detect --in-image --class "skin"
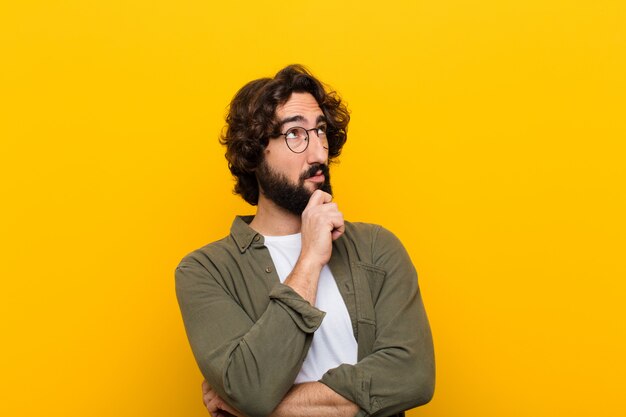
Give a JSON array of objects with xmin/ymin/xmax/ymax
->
[{"xmin": 203, "ymin": 93, "xmax": 358, "ymax": 417}]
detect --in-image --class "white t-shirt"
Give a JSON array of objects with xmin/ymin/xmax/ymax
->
[{"xmin": 263, "ymin": 233, "xmax": 358, "ymax": 383}]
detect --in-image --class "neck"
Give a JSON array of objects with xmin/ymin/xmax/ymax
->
[{"xmin": 249, "ymin": 195, "xmax": 302, "ymax": 236}]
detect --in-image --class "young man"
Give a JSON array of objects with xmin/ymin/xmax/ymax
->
[{"xmin": 175, "ymin": 65, "xmax": 435, "ymax": 417}]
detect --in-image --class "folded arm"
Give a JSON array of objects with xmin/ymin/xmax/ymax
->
[
  {"xmin": 176, "ymin": 256, "xmax": 325, "ymax": 417},
  {"xmin": 202, "ymin": 380, "xmax": 358, "ymax": 417}
]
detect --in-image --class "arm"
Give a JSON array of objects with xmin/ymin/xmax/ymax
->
[
  {"xmin": 202, "ymin": 381, "xmax": 358, "ymax": 417},
  {"xmin": 270, "ymin": 382, "xmax": 359, "ymax": 417},
  {"xmin": 319, "ymin": 226, "xmax": 436, "ymax": 417},
  {"xmin": 285, "ymin": 190, "xmax": 345, "ymax": 306},
  {"xmin": 176, "ymin": 259, "xmax": 323, "ymax": 417}
]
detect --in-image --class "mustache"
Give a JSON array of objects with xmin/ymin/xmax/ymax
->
[{"xmin": 300, "ymin": 164, "xmax": 330, "ymax": 181}]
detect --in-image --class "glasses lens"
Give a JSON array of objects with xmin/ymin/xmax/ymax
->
[
  {"xmin": 285, "ymin": 127, "xmax": 308, "ymax": 153},
  {"xmin": 316, "ymin": 127, "xmax": 329, "ymax": 149}
]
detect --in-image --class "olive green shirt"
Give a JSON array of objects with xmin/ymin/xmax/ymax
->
[{"xmin": 175, "ymin": 216, "xmax": 435, "ymax": 417}]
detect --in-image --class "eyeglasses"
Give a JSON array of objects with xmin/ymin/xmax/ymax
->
[{"xmin": 278, "ymin": 126, "xmax": 329, "ymax": 154}]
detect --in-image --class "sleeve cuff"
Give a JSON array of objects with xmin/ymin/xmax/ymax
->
[
  {"xmin": 269, "ymin": 283, "xmax": 326, "ymax": 333},
  {"xmin": 320, "ymin": 364, "xmax": 374, "ymax": 415}
]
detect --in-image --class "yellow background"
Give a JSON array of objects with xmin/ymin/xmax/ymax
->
[{"xmin": 2, "ymin": 0, "xmax": 625, "ymax": 416}]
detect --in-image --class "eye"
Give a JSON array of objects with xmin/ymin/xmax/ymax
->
[
  {"xmin": 285, "ymin": 129, "xmax": 299, "ymax": 139},
  {"xmin": 316, "ymin": 125, "xmax": 327, "ymax": 136}
]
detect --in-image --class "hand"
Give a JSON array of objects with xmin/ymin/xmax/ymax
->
[
  {"xmin": 299, "ymin": 189, "xmax": 345, "ymax": 268},
  {"xmin": 202, "ymin": 380, "xmax": 241, "ymax": 417}
]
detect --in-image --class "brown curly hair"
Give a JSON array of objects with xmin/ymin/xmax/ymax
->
[{"xmin": 219, "ymin": 64, "xmax": 350, "ymax": 205}]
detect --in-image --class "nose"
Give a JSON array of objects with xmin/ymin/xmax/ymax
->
[{"xmin": 306, "ymin": 131, "xmax": 328, "ymax": 164}]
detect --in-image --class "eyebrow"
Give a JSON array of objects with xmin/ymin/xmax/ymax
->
[{"xmin": 278, "ymin": 114, "xmax": 327, "ymax": 128}]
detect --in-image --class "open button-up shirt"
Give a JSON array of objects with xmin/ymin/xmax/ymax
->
[{"xmin": 175, "ymin": 216, "xmax": 435, "ymax": 417}]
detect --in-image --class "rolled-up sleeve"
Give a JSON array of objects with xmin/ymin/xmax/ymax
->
[
  {"xmin": 319, "ymin": 226, "xmax": 435, "ymax": 416},
  {"xmin": 175, "ymin": 256, "xmax": 325, "ymax": 417}
]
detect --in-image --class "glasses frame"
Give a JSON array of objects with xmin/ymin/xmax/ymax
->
[{"xmin": 278, "ymin": 126, "xmax": 329, "ymax": 154}]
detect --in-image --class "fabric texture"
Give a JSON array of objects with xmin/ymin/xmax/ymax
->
[{"xmin": 175, "ymin": 215, "xmax": 435, "ymax": 417}]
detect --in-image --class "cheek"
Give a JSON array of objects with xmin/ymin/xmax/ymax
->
[
  {"xmin": 286, "ymin": 161, "xmax": 308, "ymax": 183},
  {"xmin": 263, "ymin": 148, "xmax": 304, "ymax": 179},
  {"xmin": 262, "ymin": 147, "xmax": 281, "ymax": 168}
]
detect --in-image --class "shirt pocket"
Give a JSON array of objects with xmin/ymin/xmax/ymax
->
[{"xmin": 354, "ymin": 261, "xmax": 387, "ymax": 308}]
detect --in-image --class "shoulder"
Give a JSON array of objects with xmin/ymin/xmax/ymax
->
[
  {"xmin": 176, "ymin": 234, "xmax": 237, "ymax": 273},
  {"xmin": 343, "ymin": 220, "xmax": 381, "ymax": 242},
  {"xmin": 343, "ymin": 220, "xmax": 403, "ymax": 249},
  {"xmin": 345, "ymin": 221, "xmax": 414, "ymax": 269},
  {"xmin": 176, "ymin": 216, "xmax": 251, "ymax": 270},
  {"xmin": 339, "ymin": 221, "xmax": 409, "ymax": 267},
  {"xmin": 174, "ymin": 234, "xmax": 248, "ymax": 298}
]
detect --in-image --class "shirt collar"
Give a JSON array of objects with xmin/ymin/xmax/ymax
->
[{"xmin": 230, "ymin": 215, "xmax": 262, "ymax": 253}]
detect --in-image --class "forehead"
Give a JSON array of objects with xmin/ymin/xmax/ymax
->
[{"xmin": 275, "ymin": 92, "xmax": 323, "ymax": 122}]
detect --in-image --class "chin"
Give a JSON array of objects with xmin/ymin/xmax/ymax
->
[{"xmin": 305, "ymin": 182, "xmax": 322, "ymax": 192}]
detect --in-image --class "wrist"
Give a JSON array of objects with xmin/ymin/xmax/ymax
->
[
  {"xmin": 295, "ymin": 254, "xmax": 326, "ymax": 272},
  {"xmin": 282, "ymin": 256, "xmax": 324, "ymax": 305}
]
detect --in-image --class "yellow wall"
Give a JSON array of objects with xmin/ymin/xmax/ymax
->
[{"xmin": 2, "ymin": 1, "xmax": 625, "ymax": 416}]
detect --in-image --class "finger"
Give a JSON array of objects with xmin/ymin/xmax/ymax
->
[
  {"xmin": 306, "ymin": 189, "xmax": 332, "ymax": 208},
  {"xmin": 219, "ymin": 401, "xmax": 240, "ymax": 416},
  {"xmin": 202, "ymin": 380, "xmax": 210, "ymax": 394},
  {"xmin": 203, "ymin": 392, "xmax": 213, "ymax": 409},
  {"xmin": 204, "ymin": 392, "xmax": 214, "ymax": 409},
  {"xmin": 211, "ymin": 394, "xmax": 240, "ymax": 417},
  {"xmin": 203, "ymin": 387, "xmax": 217, "ymax": 408},
  {"xmin": 305, "ymin": 202, "xmax": 340, "ymax": 222},
  {"xmin": 331, "ymin": 223, "xmax": 345, "ymax": 240},
  {"xmin": 307, "ymin": 208, "xmax": 343, "ymax": 235},
  {"xmin": 206, "ymin": 396, "xmax": 219, "ymax": 414},
  {"xmin": 325, "ymin": 210, "xmax": 343, "ymax": 225},
  {"xmin": 317, "ymin": 202, "xmax": 338, "ymax": 212},
  {"xmin": 207, "ymin": 396, "xmax": 235, "ymax": 417},
  {"xmin": 330, "ymin": 212, "xmax": 345, "ymax": 238}
]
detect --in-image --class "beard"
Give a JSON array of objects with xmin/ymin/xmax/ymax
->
[{"xmin": 256, "ymin": 162, "xmax": 332, "ymax": 216}]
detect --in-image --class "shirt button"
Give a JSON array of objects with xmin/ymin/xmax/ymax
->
[
  {"xmin": 265, "ymin": 266, "xmax": 272, "ymax": 273},
  {"xmin": 253, "ymin": 235, "xmax": 260, "ymax": 242}
]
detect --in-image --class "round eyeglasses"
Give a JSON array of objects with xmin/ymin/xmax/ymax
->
[{"xmin": 278, "ymin": 126, "xmax": 329, "ymax": 153}]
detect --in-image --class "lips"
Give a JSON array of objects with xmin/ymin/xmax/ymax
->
[
  {"xmin": 307, "ymin": 172, "xmax": 325, "ymax": 182},
  {"xmin": 300, "ymin": 164, "xmax": 329, "ymax": 184}
]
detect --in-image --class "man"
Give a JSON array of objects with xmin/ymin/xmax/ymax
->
[{"xmin": 175, "ymin": 65, "xmax": 435, "ymax": 417}]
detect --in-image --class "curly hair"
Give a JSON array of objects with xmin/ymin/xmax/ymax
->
[{"xmin": 219, "ymin": 64, "xmax": 350, "ymax": 205}]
